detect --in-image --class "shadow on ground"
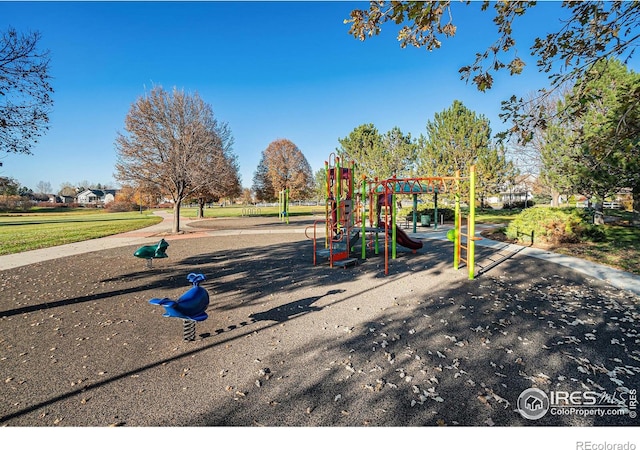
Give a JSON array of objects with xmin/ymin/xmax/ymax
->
[{"xmin": 0, "ymin": 233, "xmax": 638, "ymax": 426}]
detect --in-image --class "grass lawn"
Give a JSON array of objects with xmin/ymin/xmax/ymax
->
[
  {"xmin": 178, "ymin": 204, "xmax": 321, "ymax": 218},
  {"xmin": 474, "ymin": 208, "xmax": 522, "ymax": 224},
  {"xmin": 0, "ymin": 209, "xmax": 162, "ymax": 255},
  {"xmin": 551, "ymin": 224, "xmax": 640, "ymax": 275},
  {"xmin": 481, "ymin": 220, "xmax": 640, "ymax": 276},
  {"xmin": 1, "ymin": 205, "xmax": 638, "ymax": 276}
]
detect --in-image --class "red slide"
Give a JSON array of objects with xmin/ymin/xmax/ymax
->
[
  {"xmin": 378, "ymin": 221, "xmax": 423, "ymax": 250},
  {"xmin": 395, "ymin": 225, "xmax": 423, "ymax": 250}
]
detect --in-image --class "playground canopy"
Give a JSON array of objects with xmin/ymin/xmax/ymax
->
[{"xmin": 375, "ymin": 181, "xmax": 439, "ymax": 194}]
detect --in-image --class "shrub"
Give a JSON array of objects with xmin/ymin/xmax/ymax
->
[
  {"xmin": 506, "ymin": 207, "xmax": 605, "ymax": 245},
  {"xmin": 105, "ymin": 200, "xmax": 138, "ymax": 212},
  {"xmin": 0, "ymin": 195, "xmax": 31, "ymax": 212}
]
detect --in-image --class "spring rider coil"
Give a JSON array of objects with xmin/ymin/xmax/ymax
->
[
  {"xmin": 148, "ymin": 273, "xmax": 209, "ymax": 341},
  {"xmin": 134, "ymin": 238, "xmax": 169, "ymax": 268}
]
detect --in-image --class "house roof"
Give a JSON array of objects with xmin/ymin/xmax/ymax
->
[{"xmin": 78, "ymin": 189, "xmax": 117, "ymax": 197}]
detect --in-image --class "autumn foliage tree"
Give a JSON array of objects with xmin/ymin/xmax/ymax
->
[
  {"xmin": 115, "ymin": 86, "xmax": 239, "ymax": 232},
  {"xmin": 113, "ymin": 182, "xmax": 162, "ymax": 212},
  {"xmin": 252, "ymin": 139, "xmax": 313, "ymax": 202}
]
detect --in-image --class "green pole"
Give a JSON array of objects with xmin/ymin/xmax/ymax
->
[
  {"xmin": 324, "ymin": 161, "xmax": 329, "ymax": 248},
  {"xmin": 412, "ymin": 194, "xmax": 417, "ymax": 233},
  {"xmin": 468, "ymin": 166, "xmax": 476, "ymax": 280},
  {"xmin": 454, "ymin": 186, "xmax": 460, "ymax": 271},
  {"xmin": 285, "ymin": 188, "xmax": 289, "ymax": 225},
  {"xmin": 434, "ymin": 190, "xmax": 438, "ymax": 230}
]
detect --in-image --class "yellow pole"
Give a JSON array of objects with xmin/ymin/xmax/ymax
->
[
  {"xmin": 468, "ymin": 165, "xmax": 476, "ymax": 280},
  {"xmin": 454, "ymin": 170, "xmax": 460, "ymax": 271},
  {"xmin": 324, "ymin": 161, "xmax": 329, "ymax": 248}
]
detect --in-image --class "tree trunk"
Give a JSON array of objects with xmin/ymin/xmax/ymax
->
[
  {"xmin": 551, "ymin": 190, "xmax": 560, "ymax": 207},
  {"xmin": 197, "ymin": 198, "xmax": 205, "ymax": 219},
  {"xmin": 593, "ymin": 193, "xmax": 605, "ymax": 226},
  {"xmin": 173, "ymin": 199, "xmax": 181, "ymax": 233},
  {"xmin": 633, "ymin": 183, "xmax": 640, "ymax": 227},
  {"xmin": 593, "ymin": 205, "xmax": 605, "ymax": 225}
]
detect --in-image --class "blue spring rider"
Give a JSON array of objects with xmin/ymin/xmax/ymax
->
[{"xmin": 149, "ymin": 273, "xmax": 210, "ymax": 322}]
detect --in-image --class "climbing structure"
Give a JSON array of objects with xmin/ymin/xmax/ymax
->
[
  {"xmin": 305, "ymin": 154, "xmax": 360, "ymax": 267},
  {"xmin": 306, "ymin": 152, "xmax": 478, "ymax": 279},
  {"xmin": 371, "ymin": 168, "xmax": 478, "ymax": 279}
]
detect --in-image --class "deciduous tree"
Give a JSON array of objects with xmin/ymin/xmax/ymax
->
[
  {"xmin": 252, "ymin": 155, "xmax": 274, "ymax": 202},
  {"xmin": 542, "ymin": 59, "xmax": 640, "ymax": 224},
  {"xmin": 475, "ymin": 146, "xmax": 515, "ymax": 209},
  {"xmin": 241, "ymin": 188, "xmax": 253, "ymax": 205},
  {"xmin": 345, "ymin": 2, "xmax": 640, "ymax": 143},
  {"xmin": 58, "ymin": 182, "xmax": 77, "ymax": 198},
  {"xmin": 190, "ymin": 121, "xmax": 241, "ymax": 218},
  {"xmin": 252, "ymin": 139, "xmax": 313, "ymax": 201},
  {"xmin": 115, "ymin": 86, "xmax": 235, "ymax": 232},
  {"xmin": 35, "ymin": 180, "xmax": 51, "ymax": 194},
  {"xmin": 0, "ymin": 27, "xmax": 54, "ymax": 154},
  {"xmin": 313, "ymin": 167, "xmax": 327, "ymax": 202}
]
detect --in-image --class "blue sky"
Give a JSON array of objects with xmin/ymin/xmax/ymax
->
[{"xmin": 0, "ymin": 1, "xmax": 616, "ymax": 192}]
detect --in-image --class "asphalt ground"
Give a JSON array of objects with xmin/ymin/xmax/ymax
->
[{"xmin": 0, "ymin": 213, "xmax": 638, "ymax": 433}]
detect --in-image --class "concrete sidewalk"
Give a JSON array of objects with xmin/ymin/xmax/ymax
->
[
  {"xmin": 0, "ymin": 212, "xmax": 311, "ymax": 271},
  {"xmin": 415, "ymin": 225, "xmax": 640, "ymax": 297},
  {"xmin": 1, "ymin": 213, "xmax": 639, "ymax": 297}
]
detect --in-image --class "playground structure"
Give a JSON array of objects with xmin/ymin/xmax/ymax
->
[
  {"xmin": 134, "ymin": 238, "xmax": 169, "ymax": 268},
  {"xmin": 278, "ymin": 188, "xmax": 289, "ymax": 224},
  {"xmin": 306, "ymin": 155, "xmax": 359, "ymax": 268},
  {"xmin": 148, "ymin": 273, "xmax": 210, "ymax": 341},
  {"xmin": 306, "ymin": 153, "xmax": 478, "ymax": 279}
]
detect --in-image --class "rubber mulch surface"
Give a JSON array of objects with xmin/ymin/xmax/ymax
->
[{"xmin": 1, "ymin": 228, "xmax": 639, "ymax": 427}]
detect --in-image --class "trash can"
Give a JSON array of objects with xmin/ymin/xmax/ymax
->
[{"xmin": 420, "ymin": 214, "xmax": 431, "ymax": 227}]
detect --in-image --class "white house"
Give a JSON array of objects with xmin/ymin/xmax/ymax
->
[
  {"xmin": 76, "ymin": 189, "xmax": 117, "ymax": 205},
  {"xmin": 498, "ymin": 174, "xmax": 536, "ymax": 206}
]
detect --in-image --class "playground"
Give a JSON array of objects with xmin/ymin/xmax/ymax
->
[{"xmin": 0, "ymin": 209, "xmax": 639, "ymax": 427}]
